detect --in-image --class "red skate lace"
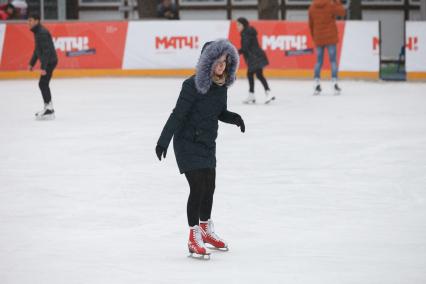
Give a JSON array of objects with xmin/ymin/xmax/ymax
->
[{"xmin": 192, "ymin": 226, "xmax": 206, "ymax": 248}]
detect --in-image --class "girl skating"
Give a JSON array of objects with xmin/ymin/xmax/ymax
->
[
  {"xmin": 156, "ymin": 39, "xmax": 245, "ymax": 259},
  {"xmin": 237, "ymin": 17, "xmax": 275, "ymax": 104}
]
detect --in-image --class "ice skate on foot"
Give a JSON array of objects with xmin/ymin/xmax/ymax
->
[
  {"xmin": 35, "ymin": 102, "xmax": 48, "ymax": 117},
  {"xmin": 313, "ymin": 84, "xmax": 322, "ymax": 96},
  {"xmin": 243, "ymin": 92, "xmax": 256, "ymax": 104},
  {"xmin": 333, "ymin": 83, "xmax": 342, "ymax": 96},
  {"xmin": 187, "ymin": 225, "xmax": 210, "ymax": 259},
  {"xmin": 200, "ymin": 220, "xmax": 228, "ymax": 251},
  {"xmin": 264, "ymin": 90, "xmax": 275, "ymax": 104},
  {"xmin": 35, "ymin": 102, "xmax": 55, "ymax": 120},
  {"xmin": 35, "ymin": 109, "xmax": 55, "ymax": 120}
]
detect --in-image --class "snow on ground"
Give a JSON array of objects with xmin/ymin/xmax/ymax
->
[{"xmin": 0, "ymin": 77, "xmax": 425, "ymax": 284}]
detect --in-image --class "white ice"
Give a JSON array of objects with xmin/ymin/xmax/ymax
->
[{"xmin": 0, "ymin": 77, "xmax": 426, "ymax": 284}]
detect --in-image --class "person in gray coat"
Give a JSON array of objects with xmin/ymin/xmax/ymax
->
[
  {"xmin": 237, "ymin": 17, "xmax": 275, "ymax": 104},
  {"xmin": 28, "ymin": 13, "xmax": 58, "ymax": 120},
  {"xmin": 156, "ymin": 39, "xmax": 244, "ymax": 257}
]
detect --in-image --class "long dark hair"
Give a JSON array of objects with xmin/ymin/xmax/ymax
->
[{"xmin": 237, "ymin": 17, "xmax": 249, "ymax": 29}]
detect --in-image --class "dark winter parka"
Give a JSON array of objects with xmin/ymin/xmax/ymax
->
[
  {"xmin": 157, "ymin": 39, "xmax": 240, "ymax": 174},
  {"xmin": 29, "ymin": 24, "xmax": 58, "ymax": 70},
  {"xmin": 239, "ymin": 26, "xmax": 268, "ymax": 72}
]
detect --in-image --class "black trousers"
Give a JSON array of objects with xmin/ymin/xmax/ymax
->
[
  {"xmin": 247, "ymin": 68, "xmax": 270, "ymax": 93},
  {"xmin": 184, "ymin": 168, "xmax": 216, "ymax": 227},
  {"xmin": 39, "ymin": 61, "xmax": 57, "ymax": 104}
]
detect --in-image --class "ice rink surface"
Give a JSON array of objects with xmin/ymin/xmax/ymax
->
[{"xmin": 1, "ymin": 77, "xmax": 426, "ymax": 284}]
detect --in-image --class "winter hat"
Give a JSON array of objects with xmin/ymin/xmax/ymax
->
[{"xmin": 195, "ymin": 39, "xmax": 239, "ymax": 94}]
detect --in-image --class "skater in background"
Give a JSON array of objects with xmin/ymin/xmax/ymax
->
[
  {"xmin": 157, "ymin": 0, "xmax": 179, "ymax": 20},
  {"xmin": 308, "ymin": 0, "xmax": 345, "ymax": 95},
  {"xmin": 236, "ymin": 17, "xmax": 275, "ymax": 104},
  {"xmin": 156, "ymin": 39, "xmax": 245, "ymax": 258},
  {"xmin": 28, "ymin": 13, "xmax": 58, "ymax": 120}
]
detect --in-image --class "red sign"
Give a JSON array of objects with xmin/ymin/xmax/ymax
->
[
  {"xmin": 0, "ymin": 22, "xmax": 128, "ymax": 70},
  {"xmin": 373, "ymin": 36, "xmax": 380, "ymax": 51},
  {"xmin": 406, "ymin": 37, "xmax": 418, "ymax": 51},
  {"xmin": 228, "ymin": 21, "xmax": 345, "ymax": 70},
  {"xmin": 155, "ymin": 36, "xmax": 199, "ymax": 50}
]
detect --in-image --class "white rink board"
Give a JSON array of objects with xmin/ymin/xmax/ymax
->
[
  {"xmin": 122, "ymin": 21, "xmax": 230, "ymax": 69},
  {"xmin": 406, "ymin": 21, "xmax": 426, "ymax": 72},
  {"xmin": 339, "ymin": 21, "xmax": 380, "ymax": 72},
  {"xmin": 0, "ymin": 24, "xmax": 6, "ymax": 66}
]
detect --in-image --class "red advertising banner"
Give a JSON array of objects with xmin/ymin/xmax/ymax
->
[
  {"xmin": 228, "ymin": 21, "xmax": 345, "ymax": 70},
  {"xmin": 0, "ymin": 22, "xmax": 128, "ymax": 70},
  {"xmin": 0, "ymin": 20, "xmax": 379, "ymax": 80}
]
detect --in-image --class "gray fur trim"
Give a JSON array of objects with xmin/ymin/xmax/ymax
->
[{"xmin": 195, "ymin": 39, "xmax": 239, "ymax": 94}]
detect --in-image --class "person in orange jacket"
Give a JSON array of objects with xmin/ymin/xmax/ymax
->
[{"xmin": 309, "ymin": 0, "xmax": 345, "ymax": 95}]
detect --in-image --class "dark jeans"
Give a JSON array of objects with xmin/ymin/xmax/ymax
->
[
  {"xmin": 247, "ymin": 68, "xmax": 270, "ymax": 93},
  {"xmin": 184, "ymin": 168, "xmax": 216, "ymax": 227},
  {"xmin": 39, "ymin": 61, "xmax": 57, "ymax": 104},
  {"xmin": 314, "ymin": 45, "xmax": 338, "ymax": 80}
]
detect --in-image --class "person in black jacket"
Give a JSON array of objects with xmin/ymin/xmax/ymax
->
[
  {"xmin": 28, "ymin": 14, "xmax": 58, "ymax": 120},
  {"xmin": 157, "ymin": 0, "xmax": 179, "ymax": 20},
  {"xmin": 237, "ymin": 17, "xmax": 275, "ymax": 104},
  {"xmin": 156, "ymin": 39, "xmax": 244, "ymax": 258}
]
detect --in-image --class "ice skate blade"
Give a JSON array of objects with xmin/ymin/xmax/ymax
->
[
  {"xmin": 207, "ymin": 246, "xmax": 229, "ymax": 252},
  {"xmin": 265, "ymin": 96, "xmax": 276, "ymax": 104},
  {"xmin": 35, "ymin": 114, "xmax": 55, "ymax": 121},
  {"xmin": 188, "ymin": 252, "xmax": 211, "ymax": 260},
  {"xmin": 243, "ymin": 100, "xmax": 256, "ymax": 104}
]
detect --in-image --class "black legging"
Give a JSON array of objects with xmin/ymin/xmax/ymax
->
[
  {"xmin": 39, "ymin": 61, "xmax": 57, "ymax": 104},
  {"xmin": 184, "ymin": 168, "xmax": 216, "ymax": 227},
  {"xmin": 247, "ymin": 68, "xmax": 270, "ymax": 93}
]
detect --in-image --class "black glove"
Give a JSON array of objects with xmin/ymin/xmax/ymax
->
[
  {"xmin": 155, "ymin": 145, "xmax": 167, "ymax": 161},
  {"xmin": 234, "ymin": 114, "xmax": 245, "ymax": 133}
]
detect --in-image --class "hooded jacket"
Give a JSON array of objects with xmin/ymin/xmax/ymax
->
[
  {"xmin": 157, "ymin": 39, "xmax": 240, "ymax": 174},
  {"xmin": 308, "ymin": 0, "xmax": 345, "ymax": 46},
  {"xmin": 29, "ymin": 24, "xmax": 58, "ymax": 70},
  {"xmin": 239, "ymin": 26, "xmax": 268, "ymax": 72}
]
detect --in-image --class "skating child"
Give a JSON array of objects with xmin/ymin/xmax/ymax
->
[
  {"xmin": 236, "ymin": 17, "xmax": 275, "ymax": 104},
  {"xmin": 156, "ymin": 39, "xmax": 245, "ymax": 259}
]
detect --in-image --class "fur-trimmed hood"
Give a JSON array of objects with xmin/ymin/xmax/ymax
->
[{"xmin": 195, "ymin": 39, "xmax": 239, "ymax": 94}]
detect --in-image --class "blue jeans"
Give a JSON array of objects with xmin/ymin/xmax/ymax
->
[{"xmin": 314, "ymin": 44, "xmax": 338, "ymax": 80}]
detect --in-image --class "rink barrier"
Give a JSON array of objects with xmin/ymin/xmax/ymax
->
[
  {"xmin": 406, "ymin": 72, "xmax": 426, "ymax": 80},
  {"xmin": 405, "ymin": 22, "xmax": 426, "ymax": 81},
  {"xmin": 0, "ymin": 69, "xmax": 379, "ymax": 80},
  {"xmin": 0, "ymin": 69, "xmax": 195, "ymax": 79},
  {"xmin": 0, "ymin": 20, "xmax": 381, "ymax": 80}
]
